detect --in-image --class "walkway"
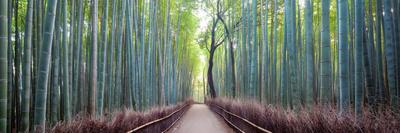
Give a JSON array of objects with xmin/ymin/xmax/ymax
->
[{"xmin": 167, "ymin": 104, "xmax": 234, "ymax": 133}]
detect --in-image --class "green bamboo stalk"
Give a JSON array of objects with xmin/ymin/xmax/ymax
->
[
  {"xmin": 61, "ymin": 0, "xmax": 70, "ymax": 120},
  {"xmin": 132, "ymin": 0, "xmax": 140, "ymax": 110},
  {"xmin": 375, "ymin": 0, "xmax": 384, "ymax": 106},
  {"xmin": 115, "ymin": 0, "xmax": 126, "ymax": 108},
  {"xmin": 13, "ymin": 0, "xmax": 22, "ymax": 130},
  {"xmin": 287, "ymin": 0, "xmax": 298, "ymax": 108},
  {"xmin": 88, "ymin": 0, "xmax": 98, "ymax": 116},
  {"xmin": 97, "ymin": 0, "xmax": 108, "ymax": 116},
  {"xmin": 172, "ymin": 3, "xmax": 182, "ymax": 104},
  {"xmin": 320, "ymin": 0, "xmax": 332, "ymax": 105},
  {"xmin": 74, "ymin": 0, "xmax": 83, "ymax": 113},
  {"xmin": 281, "ymin": 9, "xmax": 288, "ymax": 107},
  {"xmin": 50, "ymin": 0, "xmax": 62, "ymax": 124},
  {"xmin": 33, "ymin": 0, "xmax": 58, "ymax": 131},
  {"xmin": 383, "ymin": 0, "xmax": 398, "ymax": 110},
  {"xmin": 68, "ymin": 0, "xmax": 75, "ymax": 116},
  {"xmin": 0, "ymin": 0, "xmax": 8, "ymax": 131},
  {"xmin": 261, "ymin": 0, "xmax": 269, "ymax": 103},
  {"xmin": 365, "ymin": 0, "xmax": 375, "ymax": 109},
  {"xmin": 34, "ymin": 2, "xmax": 44, "ymax": 119},
  {"xmin": 304, "ymin": 0, "xmax": 313, "ymax": 107},
  {"xmin": 125, "ymin": 0, "xmax": 134, "ymax": 107},
  {"xmin": 7, "ymin": 0, "xmax": 13, "ymax": 131},
  {"xmin": 146, "ymin": 0, "xmax": 153, "ymax": 106},
  {"xmin": 338, "ymin": 0, "xmax": 350, "ymax": 113},
  {"xmin": 107, "ymin": 0, "xmax": 117, "ymax": 111},
  {"xmin": 271, "ymin": 0, "xmax": 278, "ymax": 104},
  {"xmin": 21, "ymin": 0, "xmax": 33, "ymax": 131},
  {"xmin": 354, "ymin": 0, "xmax": 363, "ymax": 117},
  {"xmin": 240, "ymin": 0, "xmax": 246, "ymax": 98}
]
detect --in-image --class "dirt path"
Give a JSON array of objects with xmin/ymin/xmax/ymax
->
[{"xmin": 167, "ymin": 104, "xmax": 235, "ymax": 133}]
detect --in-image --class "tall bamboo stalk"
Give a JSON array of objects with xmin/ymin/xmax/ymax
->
[
  {"xmin": 97, "ymin": 0, "xmax": 108, "ymax": 116},
  {"xmin": 61, "ymin": 0, "xmax": 70, "ymax": 120},
  {"xmin": 33, "ymin": 0, "xmax": 58, "ymax": 131},
  {"xmin": 21, "ymin": 0, "xmax": 33, "ymax": 131},
  {"xmin": 304, "ymin": 0, "xmax": 313, "ymax": 107},
  {"xmin": 88, "ymin": 0, "xmax": 98, "ymax": 116},
  {"xmin": 338, "ymin": 0, "xmax": 350, "ymax": 113},
  {"xmin": 0, "ymin": 0, "xmax": 8, "ymax": 132}
]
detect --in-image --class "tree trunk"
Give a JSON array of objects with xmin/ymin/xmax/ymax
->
[
  {"xmin": 50, "ymin": 0, "xmax": 61, "ymax": 123},
  {"xmin": 338, "ymin": 0, "xmax": 350, "ymax": 113},
  {"xmin": 320, "ymin": 0, "xmax": 332, "ymax": 105},
  {"xmin": 383, "ymin": 0, "xmax": 398, "ymax": 109},
  {"xmin": 305, "ymin": 0, "xmax": 313, "ymax": 107},
  {"xmin": 0, "ymin": 0, "xmax": 8, "ymax": 131},
  {"xmin": 354, "ymin": 0, "xmax": 363, "ymax": 117},
  {"xmin": 208, "ymin": 50, "xmax": 217, "ymax": 98},
  {"xmin": 21, "ymin": 0, "xmax": 33, "ymax": 131},
  {"xmin": 97, "ymin": 0, "xmax": 108, "ymax": 116},
  {"xmin": 34, "ymin": 0, "xmax": 58, "ymax": 131},
  {"xmin": 88, "ymin": 0, "xmax": 98, "ymax": 116},
  {"xmin": 375, "ymin": 0, "xmax": 385, "ymax": 107}
]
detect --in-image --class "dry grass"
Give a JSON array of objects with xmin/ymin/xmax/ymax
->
[
  {"xmin": 51, "ymin": 99, "xmax": 193, "ymax": 133},
  {"xmin": 206, "ymin": 97, "xmax": 400, "ymax": 133}
]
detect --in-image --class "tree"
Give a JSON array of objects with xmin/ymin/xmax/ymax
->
[
  {"xmin": 304, "ymin": 0, "xmax": 313, "ymax": 106},
  {"xmin": 287, "ymin": 0, "xmax": 298, "ymax": 108},
  {"xmin": 205, "ymin": 1, "xmax": 221, "ymax": 98},
  {"xmin": 240, "ymin": 0, "xmax": 247, "ymax": 97},
  {"xmin": 0, "ymin": 0, "xmax": 8, "ymax": 131},
  {"xmin": 374, "ymin": 0, "xmax": 384, "ymax": 106},
  {"xmin": 73, "ymin": 0, "xmax": 84, "ymax": 113},
  {"xmin": 107, "ymin": 0, "xmax": 117, "ymax": 111},
  {"xmin": 383, "ymin": 0, "xmax": 398, "ymax": 109},
  {"xmin": 271, "ymin": 0, "xmax": 278, "ymax": 104},
  {"xmin": 33, "ymin": 0, "xmax": 58, "ymax": 131},
  {"xmin": 6, "ymin": 2, "xmax": 11, "ymax": 132},
  {"xmin": 88, "ymin": 0, "xmax": 98, "ymax": 116},
  {"xmin": 6, "ymin": 0, "xmax": 12, "ymax": 130},
  {"xmin": 97, "ymin": 0, "xmax": 108, "ymax": 116},
  {"xmin": 115, "ymin": 0, "xmax": 126, "ymax": 107},
  {"xmin": 21, "ymin": 0, "xmax": 33, "ymax": 131},
  {"xmin": 354, "ymin": 0, "xmax": 364, "ymax": 117},
  {"xmin": 61, "ymin": 0, "xmax": 71, "ymax": 120},
  {"xmin": 320, "ymin": 0, "xmax": 332, "ymax": 105},
  {"xmin": 364, "ymin": 0, "xmax": 375, "ymax": 109},
  {"xmin": 261, "ymin": 0, "xmax": 269, "ymax": 103},
  {"xmin": 249, "ymin": 0, "xmax": 258, "ymax": 99},
  {"xmin": 12, "ymin": 0, "xmax": 21, "ymax": 130},
  {"xmin": 206, "ymin": 0, "xmax": 238, "ymax": 98},
  {"xmin": 50, "ymin": 0, "xmax": 62, "ymax": 124},
  {"xmin": 280, "ymin": 8, "xmax": 288, "ymax": 107},
  {"xmin": 68, "ymin": 0, "xmax": 75, "ymax": 104},
  {"xmin": 338, "ymin": 0, "xmax": 350, "ymax": 113}
]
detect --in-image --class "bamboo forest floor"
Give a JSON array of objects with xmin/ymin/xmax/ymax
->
[{"xmin": 167, "ymin": 104, "xmax": 235, "ymax": 133}]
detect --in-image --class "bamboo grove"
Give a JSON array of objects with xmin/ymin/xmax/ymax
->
[
  {"xmin": 201, "ymin": 0, "xmax": 399, "ymax": 118},
  {"xmin": 0, "ymin": 0, "xmax": 199, "ymax": 132},
  {"xmin": 1, "ymin": 0, "xmax": 400, "ymax": 132}
]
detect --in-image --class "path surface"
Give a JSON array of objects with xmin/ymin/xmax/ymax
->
[{"xmin": 168, "ymin": 104, "xmax": 234, "ymax": 133}]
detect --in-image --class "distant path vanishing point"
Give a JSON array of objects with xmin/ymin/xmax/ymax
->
[{"xmin": 167, "ymin": 104, "xmax": 235, "ymax": 133}]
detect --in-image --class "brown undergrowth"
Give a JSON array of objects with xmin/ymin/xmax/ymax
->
[
  {"xmin": 51, "ymin": 99, "xmax": 193, "ymax": 133},
  {"xmin": 206, "ymin": 97, "xmax": 400, "ymax": 133}
]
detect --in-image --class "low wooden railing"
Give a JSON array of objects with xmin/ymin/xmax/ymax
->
[
  {"xmin": 210, "ymin": 104, "xmax": 272, "ymax": 133},
  {"xmin": 126, "ymin": 103, "xmax": 191, "ymax": 133}
]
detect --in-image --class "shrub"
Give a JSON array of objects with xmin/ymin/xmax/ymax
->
[
  {"xmin": 51, "ymin": 99, "xmax": 193, "ymax": 133},
  {"xmin": 206, "ymin": 97, "xmax": 400, "ymax": 133}
]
